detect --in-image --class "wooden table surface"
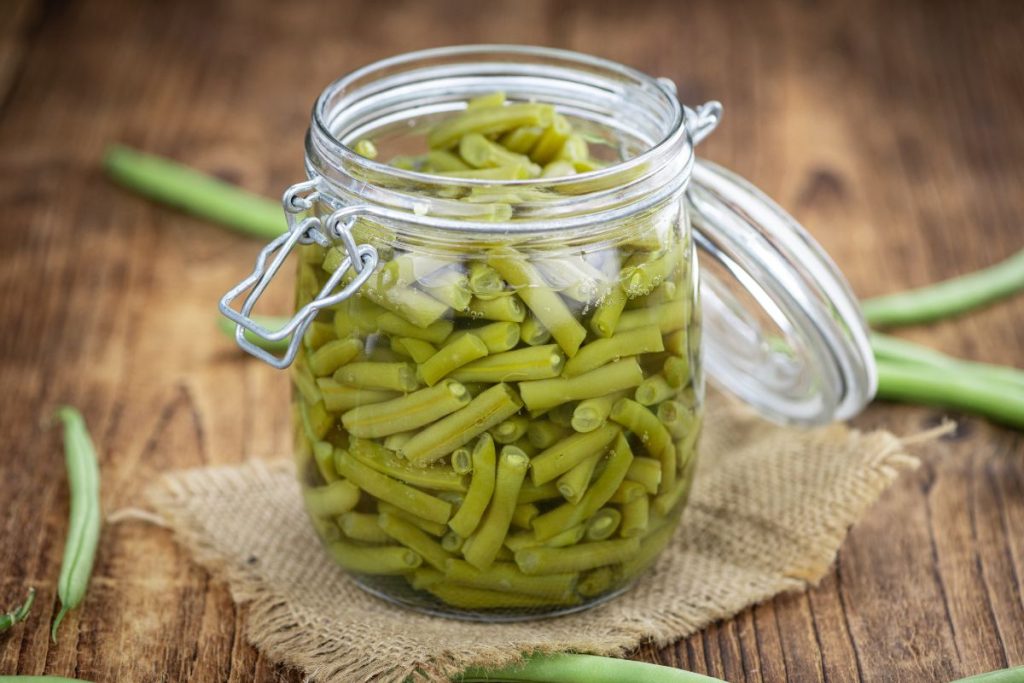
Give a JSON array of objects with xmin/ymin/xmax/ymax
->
[{"xmin": 2, "ymin": 0, "xmax": 1022, "ymax": 680}]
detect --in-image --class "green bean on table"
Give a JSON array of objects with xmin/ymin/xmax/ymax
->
[
  {"xmin": 0, "ymin": 588, "xmax": 35, "ymax": 633},
  {"xmin": 51, "ymin": 407, "xmax": 102, "ymax": 643}
]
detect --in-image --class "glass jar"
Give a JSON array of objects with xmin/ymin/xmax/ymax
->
[{"xmin": 220, "ymin": 46, "xmax": 875, "ymax": 621}]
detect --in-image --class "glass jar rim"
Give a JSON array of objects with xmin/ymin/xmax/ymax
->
[{"xmin": 305, "ymin": 45, "xmax": 695, "ymax": 232}]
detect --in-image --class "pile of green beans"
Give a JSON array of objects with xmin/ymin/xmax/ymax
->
[{"xmin": 293, "ymin": 93, "xmax": 702, "ymax": 614}]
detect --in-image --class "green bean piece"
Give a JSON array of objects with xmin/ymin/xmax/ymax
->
[
  {"xmin": 291, "ymin": 361, "xmax": 322, "ymax": 405},
  {"xmin": 358, "ymin": 270, "xmax": 450, "ymax": 329},
  {"xmin": 426, "ymin": 583, "xmax": 579, "ymax": 609},
  {"xmin": 505, "ymin": 523, "xmax": 586, "ymax": 553},
  {"xmin": 425, "ymin": 149, "xmax": 471, "ymax": 172},
  {"xmin": 303, "ymin": 480, "xmax": 361, "ymax": 518},
  {"xmin": 590, "ymin": 286, "xmax": 627, "ymax": 338},
  {"xmin": 530, "ymin": 423, "xmax": 619, "ymax": 485},
  {"xmin": 491, "ymin": 415, "xmax": 529, "ymax": 444},
  {"xmin": 444, "ymin": 559, "xmax": 577, "ymax": 598},
  {"xmin": 375, "ymin": 501, "xmax": 448, "ymax": 537},
  {"xmin": 346, "ymin": 438, "xmax": 467, "ymax": 492},
  {"xmin": 339, "ymin": 512, "xmax": 390, "ymax": 544},
  {"xmin": 620, "ymin": 494, "xmax": 650, "ymax": 538},
  {"xmin": 618, "ymin": 518, "xmax": 677, "ymax": 579},
  {"xmin": 548, "ymin": 401, "xmax": 577, "ymax": 428},
  {"xmin": 366, "ymin": 346, "xmax": 405, "ymax": 363},
  {"xmin": 556, "ymin": 452, "xmax": 602, "ymax": 504},
  {"xmin": 610, "ymin": 398, "xmax": 675, "ymax": 493},
  {"xmin": 341, "ymin": 380, "xmax": 470, "ymax": 438},
  {"xmin": 410, "ymin": 567, "xmax": 445, "ymax": 590},
  {"xmin": 464, "ymin": 293, "xmax": 526, "ymax": 322},
  {"xmin": 625, "ymin": 457, "xmax": 663, "ymax": 495},
  {"xmin": 564, "ymin": 325, "xmax": 664, "ymax": 377},
  {"xmin": 333, "ymin": 296, "xmax": 384, "ymax": 337},
  {"xmin": 488, "ymin": 250, "xmax": 587, "ymax": 357},
  {"xmin": 378, "ymin": 512, "xmax": 452, "ymax": 570},
  {"xmin": 51, "ymin": 408, "xmax": 101, "ymax": 643},
  {"xmin": 334, "ymin": 361, "xmax": 420, "ymax": 392},
  {"xmin": 400, "ymin": 382, "xmax": 522, "ymax": 464},
  {"xmin": 620, "ymin": 247, "xmax": 680, "ymax": 298},
  {"xmin": 312, "ymin": 440, "xmax": 339, "ymax": 483},
  {"xmin": 615, "ymin": 301, "xmax": 689, "ymax": 334},
  {"xmin": 467, "ymin": 262, "xmax": 506, "ymax": 300},
  {"xmin": 467, "ymin": 91, "xmax": 507, "ymax": 109},
  {"xmin": 428, "ymin": 103, "xmax": 555, "ymax": 149},
  {"xmin": 327, "ymin": 540, "xmax": 422, "ymax": 575},
  {"xmin": 519, "ymin": 357, "xmax": 644, "ymax": 412},
  {"xmin": 663, "ymin": 355, "xmax": 691, "ymax": 389},
  {"xmin": 421, "ymin": 269, "xmax": 473, "ymax": 311},
  {"xmin": 451, "ymin": 447, "xmax": 474, "ymax": 475},
  {"xmin": 626, "ymin": 280, "xmax": 680, "ymax": 309},
  {"xmin": 585, "ymin": 508, "xmax": 622, "ymax": 541},
  {"xmin": 448, "ymin": 435, "xmax": 498, "ymax": 538},
  {"xmin": 419, "ymin": 334, "xmax": 489, "ymax": 386},
  {"xmin": 663, "ymin": 329, "xmax": 687, "ymax": 356},
  {"xmin": 635, "ymin": 374, "xmax": 676, "ymax": 406},
  {"xmin": 460, "ymin": 133, "xmax": 542, "ymax": 176},
  {"xmin": 308, "ymin": 338, "xmax": 364, "ymax": 376},
  {"xmin": 571, "ymin": 390, "xmax": 630, "ymax": 433},
  {"xmin": 530, "ymin": 113, "xmax": 573, "ymax": 164},
  {"xmin": 511, "ymin": 503, "xmax": 540, "ymax": 530},
  {"xmin": 516, "ymin": 537, "xmax": 640, "ymax": 575},
  {"xmin": 0, "ymin": 587, "xmax": 36, "ymax": 633},
  {"xmin": 520, "ymin": 313, "xmax": 552, "ymax": 346},
  {"xmin": 463, "ymin": 446, "xmax": 530, "ymax": 570},
  {"xmin": 654, "ymin": 475, "xmax": 693, "ymax": 516},
  {"xmin": 608, "ymin": 480, "xmax": 647, "ymax": 505},
  {"xmin": 441, "ymin": 530, "xmax": 465, "ymax": 553},
  {"xmin": 494, "ymin": 126, "xmax": 542, "ymax": 155},
  {"xmin": 517, "ymin": 480, "xmax": 562, "ymax": 504},
  {"xmin": 334, "ymin": 451, "xmax": 452, "ymax": 524},
  {"xmin": 450, "ymin": 344, "xmax": 565, "ymax": 383},
  {"xmin": 577, "ymin": 567, "xmax": 615, "ymax": 597},
  {"xmin": 513, "ymin": 436, "xmax": 538, "ymax": 457},
  {"xmin": 315, "ymin": 379, "xmax": 399, "ymax": 413},
  {"xmin": 396, "ymin": 338, "xmax": 438, "ymax": 365},
  {"xmin": 352, "ymin": 138, "xmax": 378, "ymax": 159},
  {"xmin": 456, "ymin": 321, "xmax": 521, "ymax": 353},
  {"xmin": 527, "ymin": 419, "xmax": 570, "ymax": 449},
  {"xmin": 657, "ymin": 400, "xmax": 697, "ymax": 440},
  {"xmin": 541, "ymin": 160, "xmax": 576, "ymax": 178},
  {"xmin": 303, "ymin": 320, "xmax": 336, "ymax": 350},
  {"xmin": 375, "ymin": 311, "xmax": 453, "ymax": 344},
  {"xmin": 557, "ymin": 133, "xmax": 592, "ymax": 171},
  {"xmin": 531, "ymin": 432, "xmax": 634, "ymax": 541}
]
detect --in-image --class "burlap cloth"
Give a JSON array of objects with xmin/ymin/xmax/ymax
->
[{"xmin": 145, "ymin": 395, "xmax": 927, "ymax": 682}]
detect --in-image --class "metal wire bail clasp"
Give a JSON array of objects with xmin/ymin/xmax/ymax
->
[{"xmin": 218, "ymin": 179, "xmax": 379, "ymax": 369}]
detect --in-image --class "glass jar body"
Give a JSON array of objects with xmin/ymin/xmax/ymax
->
[{"xmin": 291, "ymin": 192, "xmax": 703, "ymax": 620}]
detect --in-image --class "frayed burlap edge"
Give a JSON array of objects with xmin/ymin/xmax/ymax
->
[{"xmin": 144, "ymin": 410, "xmax": 940, "ymax": 683}]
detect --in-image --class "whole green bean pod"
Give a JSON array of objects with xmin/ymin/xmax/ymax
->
[{"xmin": 52, "ymin": 407, "xmax": 102, "ymax": 642}]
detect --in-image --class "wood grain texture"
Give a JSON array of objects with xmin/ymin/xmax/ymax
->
[{"xmin": 1, "ymin": 0, "xmax": 1021, "ymax": 680}]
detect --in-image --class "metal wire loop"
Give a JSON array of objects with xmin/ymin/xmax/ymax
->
[{"xmin": 282, "ymin": 179, "xmax": 321, "ymax": 214}]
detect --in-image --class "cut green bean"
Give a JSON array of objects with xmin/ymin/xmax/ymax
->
[
  {"xmin": 620, "ymin": 494, "xmax": 650, "ymax": 538},
  {"xmin": 556, "ymin": 452, "xmax": 602, "ymax": 504},
  {"xmin": 611, "ymin": 398, "xmax": 675, "ymax": 493},
  {"xmin": 511, "ymin": 503, "xmax": 540, "ymax": 530},
  {"xmin": 585, "ymin": 508, "xmax": 622, "ymax": 541},
  {"xmin": 570, "ymin": 390, "xmax": 629, "ymax": 433},
  {"xmin": 303, "ymin": 321, "xmax": 335, "ymax": 350},
  {"xmin": 608, "ymin": 480, "xmax": 647, "ymax": 505},
  {"xmin": 448, "ymin": 434, "xmax": 498, "ymax": 538},
  {"xmin": 419, "ymin": 334, "xmax": 489, "ymax": 386},
  {"xmin": 615, "ymin": 301, "xmax": 689, "ymax": 334},
  {"xmin": 375, "ymin": 312, "xmax": 453, "ymax": 345},
  {"xmin": 291, "ymin": 361, "xmax": 322, "ymax": 405},
  {"xmin": 657, "ymin": 400, "xmax": 698, "ymax": 440},
  {"xmin": 421, "ymin": 269, "xmax": 473, "ymax": 311},
  {"xmin": 625, "ymin": 457, "xmax": 662, "ymax": 495},
  {"xmin": 426, "ymin": 582, "xmax": 579, "ymax": 609},
  {"xmin": 517, "ymin": 480, "xmax": 562, "ymax": 504},
  {"xmin": 500, "ymin": 125, "xmax": 545, "ymax": 154},
  {"xmin": 530, "ymin": 423, "xmax": 619, "ymax": 485},
  {"xmin": 444, "ymin": 559, "xmax": 577, "ymax": 598},
  {"xmin": 516, "ymin": 537, "xmax": 640, "ymax": 575},
  {"xmin": 394, "ymin": 337, "xmax": 437, "ymax": 364},
  {"xmin": 377, "ymin": 501, "xmax": 449, "ymax": 537},
  {"xmin": 299, "ymin": 399, "xmax": 334, "ymax": 442},
  {"xmin": 520, "ymin": 313, "xmax": 552, "ymax": 346},
  {"xmin": 620, "ymin": 245, "xmax": 680, "ymax": 297},
  {"xmin": 316, "ymin": 379, "xmax": 399, "ymax": 413},
  {"xmin": 654, "ymin": 475, "xmax": 693, "ymax": 516},
  {"xmin": 488, "ymin": 249, "xmax": 587, "ymax": 356},
  {"xmin": 463, "ymin": 447, "xmax": 529, "ymax": 570},
  {"xmin": 334, "ymin": 450, "xmax": 452, "ymax": 524},
  {"xmin": 346, "ymin": 438, "xmax": 466, "ymax": 492},
  {"xmin": 460, "ymin": 133, "xmax": 542, "ymax": 176},
  {"xmin": 491, "ymin": 415, "xmax": 529, "ymax": 444},
  {"xmin": 541, "ymin": 160, "xmax": 576, "ymax": 178},
  {"xmin": 327, "ymin": 540, "xmax": 422, "ymax": 575},
  {"xmin": 378, "ymin": 512, "xmax": 452, "ymax": 569},
  {"xmin": 519, "ymin": 357, "xmax": 644, "ymax": 412},
  {"xmin": 426, "ymin": 149, "xmax": 471, "ymax": 172},
  {"xmin": 51, "ymin": 407, "xmax": 102, "ymax": 643},
  {"xmin": 467, "ymin": 262, "xmax": 506, "ymax": 300},
  {"xmin": 334, "ymin": 361, "xmax": 420, "ymax": 392},
  {"xmin": 312, "ymin": 440, "xmax": 339, "ymax": 483},
  {"xmin": 530, "ymin": 113, "xmax": 572, "ymax": 164},
  {"xmin": 303, "ymin": 480, "xmax": 361, "ymax": 517},
  {"xmin": 427, "ymin": 103, "xmax": 555, "ymax": 149},
  {"xmin": 577, "ymin": 567, "xmax": 615, "ymax": 597},
  {"xmin": 564, "ymin": 325, "xmax": 664, "ymax": 377},
  {"xmin": 663, "ymin": 355, "xmax": 690, "ymax": 389},
  {"xmin": 400, "ymin": 383, "xmax": 522, "ymax": 464},
  {"xmin": 441, "ymin": 530, "xmax": 465, "ymax": 553},
  {"xmin": 464, "ymin": 294, "xmax": 526, "ymax": 322},
  {"xmin": 339, "ymin": 512, "xmax": 390, "ymax": 544},
  {"xmin": 590, "ymin": 286, "xmax": 627, "ymax": 338},
  {"xmin": 455, "ymin": 321, "xmax": 521, "ymax": 353},
  {"xmin": 308, "ymin": 338, "xmax": 363, "ymax": 376},
  {"xmin": 635, "ymin": 374, "xmax": 676, "ymax": 405},
  {"xmin": 451, "ymin": 447, "xmax": 474, "ymax": 475},
  {"xmin": 450, "ymin": 344, "xmax": 565, "ymax": 383},
  {"xmin": 342, "ymin": 380, "xmax": 470, "ymax": 438},
  {"xmin": 527, "ymin": 419, "xmax": 570, "ymax": 449}
]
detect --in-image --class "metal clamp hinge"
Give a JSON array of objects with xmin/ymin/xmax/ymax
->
[{"xmin": 218, "ymin": 180, "xmax": 379, "ymax": 369}]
